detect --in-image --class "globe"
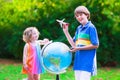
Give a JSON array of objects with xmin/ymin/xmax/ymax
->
[{"xmin": 41, "ymin": 42, "xmax": 72, "ymax": 74}]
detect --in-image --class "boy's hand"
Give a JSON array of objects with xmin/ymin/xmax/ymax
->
[
  {"xmin": 70, "ymin": 47, "xmax": 79, "ymax": 52},
  {"xmin": 56, "ymin": 19, "xmax": 69, "ymax": 29},
  {"xmin": 62, "ymin": 23, "xmax": 69, "ymax": 29},
  {"xmin": 62, "ymin": 23, "xmax": 69, "ymax": 33}
]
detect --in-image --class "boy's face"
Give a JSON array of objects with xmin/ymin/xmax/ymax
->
[{"xmin": 75, "ymin": 12, "xmax": 88, "ymax": 25}]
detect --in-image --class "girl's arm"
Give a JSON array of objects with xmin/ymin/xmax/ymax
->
[
  {"xmin": 23, "ymin": 44, "xmax": 28, "ymax": 69},
  {"xmin": 38, "ymin": 38, "xmax": 49, "ymax": 45}
]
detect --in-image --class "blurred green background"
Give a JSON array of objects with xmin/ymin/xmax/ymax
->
[{"xmin": 0, "ymin": 0, "xmax": 120, "ymax": 67}]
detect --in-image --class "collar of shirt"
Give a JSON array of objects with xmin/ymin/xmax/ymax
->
[{"xmin": 79, "ymin": 21, "xmax": 91, "ymax": 29}]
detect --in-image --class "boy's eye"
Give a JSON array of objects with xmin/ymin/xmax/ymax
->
[
  {"xmin": 75, "ymin": 13, "xmax": 83, "ymax": 17},
  {"xmin": 75, "ymin": 13, "xmax": 82, "ymax": 17}
]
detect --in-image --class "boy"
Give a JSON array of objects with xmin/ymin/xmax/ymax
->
[{"xmin": 62, "ymin": 6, "xmax": 99, "ymax": 80}]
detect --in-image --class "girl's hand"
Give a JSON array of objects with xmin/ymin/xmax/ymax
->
[
  {"xmin": 38, "ymin": 38, "xmax": 50, "ymax": 45},
  {"xmin": 24, "ymin": 65, "xmax": 31, "ymax": 74},
  {"xmin": 43, "ymin": 38, "xmax": 50, "ymax": 44},
  {"xmin": 24, "ymin": 65, "xmax": 29, "ymax": 71}
]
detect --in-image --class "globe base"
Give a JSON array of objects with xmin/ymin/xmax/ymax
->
[{"xmin": 56, "ymin": 74, "xmax": 60, "ymax": 80}]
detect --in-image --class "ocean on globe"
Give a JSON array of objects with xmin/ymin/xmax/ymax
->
[{"xmin": 41, "ymin": 42, "xmax": 72, "ymax": 74}]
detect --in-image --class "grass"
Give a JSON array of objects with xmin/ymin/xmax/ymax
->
[{"xmin": 0, "ymin": 64, "xmax": 120, "ymax": 80}]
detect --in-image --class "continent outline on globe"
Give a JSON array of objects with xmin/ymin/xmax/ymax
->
[{"xmin": 41, "ymin": 42, "xmax": 72, "ymax": 74}]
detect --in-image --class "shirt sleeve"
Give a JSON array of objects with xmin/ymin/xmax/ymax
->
[{"xmin": 89, "ymin": 26, "xmax": 99, "ymax": 46}]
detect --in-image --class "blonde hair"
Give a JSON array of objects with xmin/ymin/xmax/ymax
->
[
  {"xmin": 23, "ymin": 27, "xmax": 40, "ymax": 43},
  {"xmin": 74, "ymin": 6, "xmax": 90, "ymax": 19}
]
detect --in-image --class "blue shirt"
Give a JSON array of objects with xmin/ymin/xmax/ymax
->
[{"xmin": 73, "ymin": 21, "xmax": 99, "ymax": 73}]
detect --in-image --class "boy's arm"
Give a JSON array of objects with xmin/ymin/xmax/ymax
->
[
  {"xmin": 70, "ymin": 26, "xmax": 99, "ymax": 52},
  {"xmin": 80, "ymin": 44, "xmax": 99, "ymax": 50},
  {"xmin": 62, "ymin": 24, "xmax": 75, "ymax": 48},
  {"xmin": 64, "ymin": 31, "xmax": 75, "ymax": 47},
  {"xmin": 70, "ymin": 44, "xmax": 99, "ymax": 52}
]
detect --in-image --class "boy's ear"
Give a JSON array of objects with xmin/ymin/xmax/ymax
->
[
  {"xmin": 86, "ymin": 14, "xmax": 90, "ymax": 19},
  {"xmin": 86, "ymin": 14, "xmax": 89, "ymax": 19}
]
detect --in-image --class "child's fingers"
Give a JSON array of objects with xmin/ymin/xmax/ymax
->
[
  {"xmin": 43, "ymin": 38, "xmax": 49, "ymax": 42},
  {"xmin": 62, "ymin": 23, "xmax": 69, "ymax": 28}
]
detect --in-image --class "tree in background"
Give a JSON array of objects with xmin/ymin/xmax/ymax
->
[{"xmin": 0, "ymin": 0, "xmax": 120, "ymax": 67}]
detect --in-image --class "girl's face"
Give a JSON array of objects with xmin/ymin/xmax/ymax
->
[
  {"xmin": 75, "ymin": 12, "xmax": 88, "ymax": 25},
  {"xmin": 30, "ymin": 29, "xmax": 39, "ymax": 42}
]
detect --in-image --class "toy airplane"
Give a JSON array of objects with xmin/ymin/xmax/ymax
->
[{"xmin": 56, "ymin": 19, "xmax": 69, "ymax": 28}]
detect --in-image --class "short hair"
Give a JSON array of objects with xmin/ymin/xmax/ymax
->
[
  {"xmin": 74, "ymin": 6, "xmax": 90, "ymax": 19},
  {"xmin": 23, "ymin": 27, "xmax": 40, "ymax": 43}
]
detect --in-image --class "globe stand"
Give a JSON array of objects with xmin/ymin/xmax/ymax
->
[
  {"xmin": 56, "ymin": 74, "xmax": 60, "ymax": 80},
  {"xmin": 41, "ymin": 42, "xmax": 72, "ymax": 80}
]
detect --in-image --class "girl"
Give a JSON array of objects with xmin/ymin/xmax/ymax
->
[{"xmin": 22, "ymin": 27, "xmax": 49, "ymax": 80}]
